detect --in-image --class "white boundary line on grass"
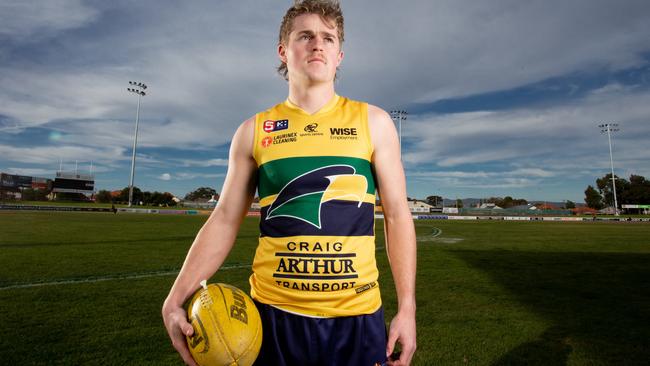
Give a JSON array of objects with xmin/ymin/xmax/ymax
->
[
  {"xmin": 2, "ymin": 229, "xmax": 442, "ymax": 291},
  {"xmin": 0, "ymin": 264, "xmax": 251, "ymax": 291}
]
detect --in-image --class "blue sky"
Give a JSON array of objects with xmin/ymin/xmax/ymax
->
[{"xmin": 1, "ymin": 0, "xmax": 650, "ymax": 202}]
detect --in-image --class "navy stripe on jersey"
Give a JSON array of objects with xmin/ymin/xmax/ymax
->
[{"xmin": 260, "ymin": 200, "xmax": 374, "ymax": 238}]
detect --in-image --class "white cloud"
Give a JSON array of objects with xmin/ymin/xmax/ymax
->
[
  {"xmin": 1, "ymin": 1, "xmax": 649, "ymax": 200},
  {"xmin": 4, "ymin": 167, "xmax": 54, "ymax": 177},
  {"xmin": 408, "ymin": 168, "xmax": 555, "ymax": 180},
  {"xmin": 0, "ymin": 69, "xmax": 132, "ymax": 127},
  {"xmin": 0, "ymin": 144, "xmax": 125, "ymax": 166},
  {"xmin": 509, "ymin": 168, "xmax": 555, "ymax": 178},
  {"xmin": 404, "ymin": 86, "xmax": 650, "ymax": 174},
  {"xmin": 400, "ymin": 85, "xmax": 650, "ymax": 200},
  {"xmin": 174, "ymin": 172, "xmax": 225, "ymax": 180},
  {"xmin": 176, "ymin": 158, "xmax": 229, "ymax": 167},
  {"xmin": 590, "ymin": 83, "xmax": 636, "ymax": 95},
  {"xmin": 341, "ymin": 0, "xmax": 650, "ymax": 106},
  {"xmin": 3, "ymin": 1, "xmax": 650, "ymax": 148},
  {"xmin": 0, "ymin": 0, "xmax": 98, "ymax": 40},
  {"xmin": 406, "ymin": 169, "xmax": 557, "ymax": 193},
  {"xmin": 150, "ymin": 172, "xmax": 225, "ymax": 181},
  {"xmin": 409, "ymin": 171, "xmax": 493, "ymax": 179}
]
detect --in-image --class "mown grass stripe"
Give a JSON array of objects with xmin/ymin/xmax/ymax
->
[{"xmin": 0, "ymin": 243, "xmax": 399, "ymax": 291}]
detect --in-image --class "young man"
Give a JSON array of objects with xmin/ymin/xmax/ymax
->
[{"xmin": 162, "ymin": 1, "xmax": 417, "ymax": 365}]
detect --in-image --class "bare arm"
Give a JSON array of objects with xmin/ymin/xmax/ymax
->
[
  {"xmin": 162, "ymin": 117, "xmax": 257, "ymax": 365},
  {"xmin": 368, "ymin": 105, "xmax": 417, "ymax": 366}
]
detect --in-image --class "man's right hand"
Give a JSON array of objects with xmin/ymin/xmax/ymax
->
[
  {"xmin": 161, "ymin": 117, "xmax": 257, "ymax": 366},
  {"xmin": 162, "ymin": 303, "xmax": 199, "ymax": 366}
]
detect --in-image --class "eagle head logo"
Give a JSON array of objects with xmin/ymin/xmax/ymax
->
[{"xmin": 266, "ymin": 165, "xmax": 367, "ymax": 229}]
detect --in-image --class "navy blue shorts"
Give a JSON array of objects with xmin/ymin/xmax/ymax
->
[{"xmin": 252, "ymin": 301, "xmax": 387, "ymax": 366}]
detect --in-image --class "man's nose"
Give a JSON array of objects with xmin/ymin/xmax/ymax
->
[{"xmin": 311, "ymin": 36, "xmax": 324, "ymax": 51}]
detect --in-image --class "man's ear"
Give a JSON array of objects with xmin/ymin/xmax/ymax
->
[{"xmin": 278, "ymin": 43, "xmax": 287, "ymax": 63}]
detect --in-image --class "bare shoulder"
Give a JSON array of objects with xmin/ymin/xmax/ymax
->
[
  {"xmin": 367, "ymin": 104, "xmax": 394, "ymax": 128},
  {"xmin": 232, "ymin": 116, "xmax": 256, "ymax": 157},
  {"xmin": 237, "ymin": 116, "xmax": 255, "ymax": 136},
  {"xmin": 367, "ymin": 104, "xmax": 398, "ymax": 147}
]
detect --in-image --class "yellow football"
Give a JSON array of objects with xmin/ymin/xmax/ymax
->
[{"xmin": 186, "ymin": 282, "xmax": 263, "ymax": 366}]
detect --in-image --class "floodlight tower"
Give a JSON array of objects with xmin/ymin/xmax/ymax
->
[
  {"xmin": 598, "ymin": 123, "xmax": 620, "ymax": 216},
  {"xmin": 389, "ymin": 109, "xmax": 408, "ymax": 158},
  {"xmin": 127, "ymin": 81, "xmax": 147, "ymax": 207}
]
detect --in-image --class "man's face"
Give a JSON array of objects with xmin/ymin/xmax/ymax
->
[{"xmin": 279, "ymin": 13, "xmax": 343, "ymax": 84}]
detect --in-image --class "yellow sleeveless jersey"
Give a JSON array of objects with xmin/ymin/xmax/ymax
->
[{"xmin": 249, "ymin": 95, "xmax": 381, "ymax": 317}]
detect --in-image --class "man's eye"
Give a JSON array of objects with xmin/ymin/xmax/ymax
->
[
  {"xmin": 301, "ymin": 35, "xmax": 311, "ymax": 40},
  {"xmin": 325, "ymin": 37, "xmax": 334, "ymax": 43}
]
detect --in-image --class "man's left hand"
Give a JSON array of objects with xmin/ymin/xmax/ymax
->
[{"xmin": 386, "ymin": 310, "xmax": 417, "ymax": 366}]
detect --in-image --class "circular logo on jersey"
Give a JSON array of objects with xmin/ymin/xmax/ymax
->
[
  {"xmin": 304, "ymin": 123, "xmax": 318, "ymax": 133},
  {"xmin": 261, "ymin": 136, "xmax": 273, "ymax": 148}
]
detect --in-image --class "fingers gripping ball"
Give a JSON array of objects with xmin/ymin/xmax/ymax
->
[{"xmin": 186, "ymin": 281, "xmax": 263, "ymax": 366}]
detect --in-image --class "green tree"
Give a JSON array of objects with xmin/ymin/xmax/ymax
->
[
  {"xmin": 184, "ymin": 187, "xmax": 217, "ymax": 201},
  {"xmin": 620, "ymin": 175, "xmax": 650, "ymax": 204},
  {"xmin": 20, "ymin": 188, "xmax": 49, "ymax": 201},
  {"xmin": 596, "ymin": 173, "xmax": 629, "ymax": 208},
  {"xmin": 565, "ymin": 200, "xmax": 576, "ymax": 209},
  {"xmin": 142, "ymin": 191, "xmax": 152, "ymax": 205},
  {"xmin": 584, "ymin": 185, "xmax": 604, "ymax": 209},
  {"xmin": 426, "ymin": 195, "xmax": 443, "ymax": 207},
  {"xmin": 455, "ymin": 198, "xmax": 464, "ymax": 208},
  {"xmin": 119, "ymin": 186, "xmax": 143, "ymax": 204},
  {"xmin": 95, "ymin": 190, "xmax": 113, "ymax": 203},
  {"xmin": 141, "ymin": 191, "xmax": 177, "ymax": 206},
  {"xmin": 485, "ymin": 196, "xmax": 527, "ymax": 208},
  {"xmin": 147, "ymin": 191, "xmax": 160, "ymax": 205},
  {"xmin": 501, "ymin": 196, "xmax": 514, "ymax": 208},
  {"xmin": 159, "ymin": 192, "xmax": 177, "ymax": 206}
]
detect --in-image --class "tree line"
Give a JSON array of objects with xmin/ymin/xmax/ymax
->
[
  {"xmin": 7, "ymin": 185, "xmax": 223, "ymax": 207},
  {"xmin": 483, "ymin": 196, "xmax": 529, "ymax": 208},
  {"xmin": 183, "ymin": 187, "xmax": 218, "ymax": 201},
  {"xmin": 584, "ymin": 173, "xmax": 650, "ymax": 209},
  {"xmin": 95, "ymin": 187, "xmax": 177, "ymax": 206},
  {"xmin": 422, "ymin": 195, "xmax": 569, "ymax": 209},
  {"xmin": 423, "ymin": 196, "xmax": 465, "ymax": 208}
]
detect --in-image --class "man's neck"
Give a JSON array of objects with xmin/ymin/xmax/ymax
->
[{"xmin": 287, "ymin": 81, "xmax": 336, "ymax": 115}]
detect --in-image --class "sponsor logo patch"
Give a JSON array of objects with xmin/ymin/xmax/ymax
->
[
  {"xmin": 261, "ymin": 136, "xmax": 273, "ymax": 148},
  {"xmin": 274, "ymin": 240, "xmax": 358, "ymax": 292},
  {"xmin": 300, "ymin": 122, "xmax": 324, "ymax": 137},
  {"xmin": 329, "ymin": 127, "xmax": 358, "ymax": 140},
  {"xmin": 355, "ymin": 281, "xmax": 377, "ymax": 294},
  {"xmin": 263, "ymin": 119, "xmax": 289, "ymax": 133},
  {"xmin": 261, "ymin": 133, "xmax": 297, "ymax": 148},
  {"xmin": 272, "ymin": 132, "xmax": 297, "ymax": 145}
]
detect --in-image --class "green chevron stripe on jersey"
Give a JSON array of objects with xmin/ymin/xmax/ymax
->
[{"xmin": 258, "ymin": 156, "xmax": 375, "ymax": 200}]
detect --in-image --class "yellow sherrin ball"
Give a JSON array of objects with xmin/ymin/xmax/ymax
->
[{"xmin": 186, "ymin": 282, "xmax": 263, "ymax": 366}]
